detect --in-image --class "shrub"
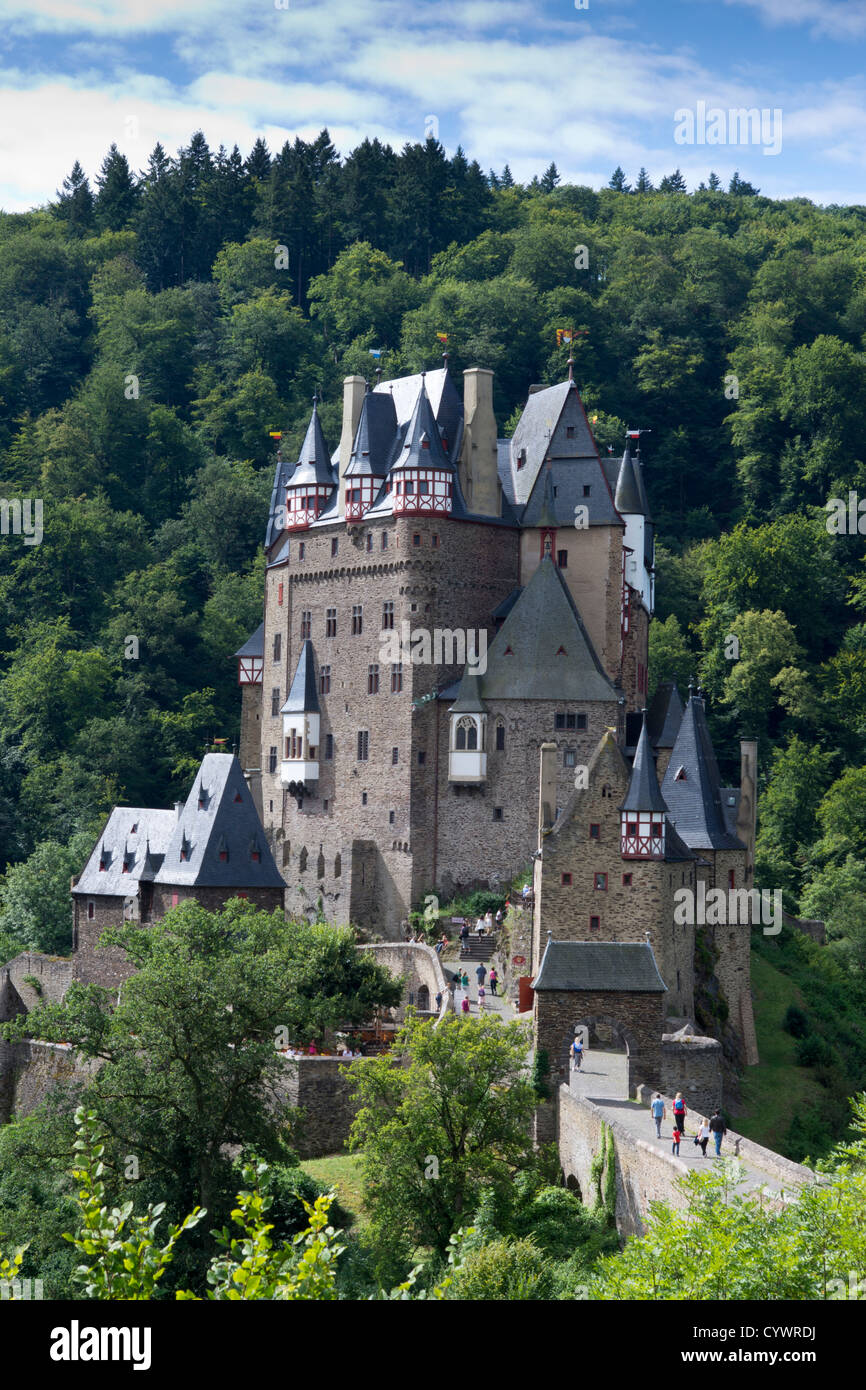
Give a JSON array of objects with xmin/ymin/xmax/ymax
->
[
  {"xmin": 783, "ymin": 1004, "xmax": 809, "ymax": 1039},
  {"xmin": 795, "ymin": 1034, "xmax": 833, "ymax": 1068},
  {"xmin": 447, "ymin": 1236, "xmax": 555, "ymax": 1300}
]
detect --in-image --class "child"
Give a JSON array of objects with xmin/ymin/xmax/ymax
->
[
  {"xmin": 478, "ymin": 985, "xmax": 486, "ymax": 1011},
  {"xmin": 672, "ymin": 1126, "xmax": 682, "ymax": 1156},
  {"xmin": 461, "ymin": 995, "xmax": 470, "ymax": 1014}
]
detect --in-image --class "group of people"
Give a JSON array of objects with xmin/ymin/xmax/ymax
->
[
  {"xmin": 650, "ymin": 1093, "xmax": 728, "ymax": 1157},
  {"xmin": 452, "ymin": 961, "xmax": 498, "ymax": 1013},
  {"xmin": 458, "ymin": 910, "xmax": 503, "ymax": 951}
]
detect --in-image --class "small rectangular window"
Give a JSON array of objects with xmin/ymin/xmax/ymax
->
[
  {"xmin": 357, "ymin": 730, "xmax": 369, "ymax": 761},
  {"xmin": 389, "ymin": 810, "xmax": 395, "ymax": 824},
  {"xmin": 728, "ymin": 868, "xmax": 736, "ymax": 889},
  {"xmin": 493, "ymin": 807, "xmax": 503, "ymax": 821},
  {"xmin": 557, "ymin": 550, "xmax": 568, "ymax": 568},
  {"xmin": 583, "ymin": 485, "xmax": 591, "ymax": 497},
  {"xmin": 268, "ymin": 746, "xmax": 278, "ymax": 774},
  {"xmin": 418, "ymin": 751, "xmax": 426, "ymax": 766},
  {"xmin": 278, "ymin": 582, "xmax": 284, "ymax": 605},
  {"xmin": 566, "ymin": 425, "xmax": 575, "ymax": 438},
  {"xmin": 320, "ymin": 665, "xmax": 331, "ymax": 695},
  {"xmin": 392, "ymin": 747, "xmax": 399, "ymax": 765},
  {"xmin": 576, "ymin": 713, "xmax": 587, "ymax": 730},
  {"xmin": 566, "ymin": 713, "xmax": 576, "ymax": 729},
  {"xmin": 622, "ymin": 873, "xmax": 632, "ymax": 886},
  {"xmin": 300, "ymin": 610, "xmax": 311, "ymax": 639},
  {"xmin": 413, "ymin": 533, "xmax": 421, "ymax": 547},
  {"xmin": 590, "ymin": 823, "xmax": 600, "ymax": 839},
  {"xmin": 271, "ymin": 687, "xmax": 280, "ymax": 717},
  {"xmin": 432, "ymin": 534, "xmax": 440, "ymax": 548},
  {"xmin": 366, "ymin": 533, "xmax": 373, "ymax": 552},
  {"xmin": 554, "ymin": 712, "xmax": 565, "ymax": 730},
  {"xmin": 590, "ymin": 915, "xmax": 600, "ymax": 931},
  {"xmin": 273, "ymin": 632, "xmax": 281, "ymax": 662},
  {"xmin": 495, "ymin": 724, "xmax": 505, "ymax": 751},
  {"xmin": 368, "ymin": 664, "xmax": 380, "ymax": 694},
  {"xmin": 325, "ymin": 733, "xmax": 333, "ymax": 759},
  {"xmin": 391, "ymin": 663, "xmax": 403, "ymax": 693},
  {"xmin": 382, "ymin": 531, "xmax": 388, "ymax": 550},
  {"xmin": 382, "ymin": 601, "xmax": 394, "ymax": 630},
  {"xmin": 595, "ymin": 873, "xmax": 607, "ymax": 891},
  {"xmin": 298, "ymin": 541, "xmax": 305, "ymax": 559},
  {"xmin": 326, "ymin": 608, "xmax": 337, "ymax": 637},
  {"xmin": 564, "ymin": 749, "xmax": 576, "ymax": 768},
  {"xmin": 87, "ymin": 900, "xmax": 95, "ymax": 920},
  {"xmin": 331, "ymin": 537, "xmax": 338, "ymax": 556},
  {"xmin": 352, "ymin": 605, "xmax": 363, "ymax": 635},
  {"xmin": 561, "ymin": 872, "xmax": 572, "ymax": 885},
  {"xmin": 362, "ymin": 792, "xmax": 368, "ymax": 806}
]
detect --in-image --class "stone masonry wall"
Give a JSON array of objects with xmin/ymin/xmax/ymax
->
[
  {"xmin": 660, "ymin": 1035, "xmax": 723, "ymax": 1116},
  {"xmin": 275, "ymin": 1055, "xmax": 367, "ymax": 1159},
  {"xmin": 360, "ymin": 941, "xmax": 448, "ymax": 1019}
]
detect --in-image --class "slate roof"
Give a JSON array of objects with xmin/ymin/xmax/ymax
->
[
  {"xmin": 492, "ymin": 587, "xmax": 522, "ymax": 623},
  {"xmin": 282, "ymin": 640, "xmax": 319, "ymax": 714},
  {"xmin": 476, "ymin": 557, "xmax": 617, "ymax": 701},
  {"xmin": 288, "ymin": 401, "xmax": 336, "ymax": 489},
  {"xmin": 621, "ymin": 716, "xmax": 668, "ymax": 814},
  {"xmin": 73, "ymin": 807, "xmax": 177, "ymax": 897},
  {"xmin": 647, "ymin": 681, "xmax": 684, "ymax": 749},
  {"xmin": 389, "ymin": 378, "xmax": 455, "ymax": 475},
  {"xmin": 235, "ymin": 622, "xmax": 264, "ymax": 660},
  {"xmin": 614, "ymin": 442, "xmax": 644, "ymax": 515},
  {"xmin": 532, "ymin": 939, "xmax": 667, "ymax": 993},
  {"xmin": 449, "ymin": 671, "xmax": 486, "ymax": 713},
  {"xmin": 344, "ymin": 390, "xmax": 398, "ymax": 479},
  {"xmin": 156, "ymin": 754, "xmax": 284, "ymax": 889},
  {"xmin": 374, "ymin": 366, "xmax": 463, "ymax": 464},
  {"xmin": 265, "ymin": 453, "xmax": 292, "ymax": 550},
  {"xmin": 660, "ymin": 696, "xmax": 744, "ymax": 851}
]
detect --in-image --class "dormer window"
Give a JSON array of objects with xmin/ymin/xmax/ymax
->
[
  {"xmin": 517, "ymin": 449, "xmax": 526, "ymax": 470},
  {"xmin": 675, "ymin": 766, "xmax": 687, "ymax": 781}
]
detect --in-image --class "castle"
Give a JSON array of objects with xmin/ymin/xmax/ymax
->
[{"xmin": 234, "ymin": 357, "xmax": 758, "ymax": 1067}]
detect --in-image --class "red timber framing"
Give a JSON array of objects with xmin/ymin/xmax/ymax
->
[{"xmin": 621, "ymin": 810, "xmax": 665, "ymax": 859}]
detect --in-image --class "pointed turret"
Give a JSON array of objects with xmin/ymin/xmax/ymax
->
[
  {"xmin": 389, "ymin": 378, "xmax": 455, "ymax": 517},
  {"xmin": 614, "ymin": 440, "xmax": 644, "ymax": 516},
  {"xmin": 344, "ymin": 390, "xmax": 398, "ymax": 521},
  {"xmin": 280, "ymin": 640, "xmax": 320, "ymax": 792},
  {"xmin": 621, "ymin": 712, "xmax": 667, "ymax": 858},
  {"xmin": 615, "ymin": 432, "xmax": 654, "ymax": 614},
  {"xmin": 285, "ymin": 400, "xmax": 335, "ymax": 531},
  {"xmin": 448, "ymin": 669, "xmax": 487, "ymax": 783}
]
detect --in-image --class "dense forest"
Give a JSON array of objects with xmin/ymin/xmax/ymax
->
[{"xmin": 1, "ymin": 128, "xmax": 866, "ymax": 1025}]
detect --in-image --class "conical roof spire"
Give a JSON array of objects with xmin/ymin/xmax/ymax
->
[
  {"xmin": 282, "ymin": 639, "xmax": 319, "ymax": 714},
  {"xmin": 621, "ymin": 710, "xmax": 668, "ymax": 813},
  {"xmin": 614, "ymin": 438, "xmax": 645, "ymax": 516},
  {"xmin": 390, "ymin": 378, "xmax": 453, "ymax": 474},
  {"xmin": 290, "ymin": 398, "xmax": 335, "ymax": 487}
]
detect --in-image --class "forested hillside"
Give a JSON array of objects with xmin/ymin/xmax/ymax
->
[{"xmin": 2, "ymin": 130, "xmax": 866, "ymax": 1019}]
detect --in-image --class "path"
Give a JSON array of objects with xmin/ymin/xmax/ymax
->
[
  {"xmin": 569, "ymin": 1050, "xmax": 798, "ymax": 1201},
  {"xmin": 441, "ymin": 952, "xmax": 516, "ymax": 1022}
]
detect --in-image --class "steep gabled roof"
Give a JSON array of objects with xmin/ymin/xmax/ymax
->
[
  {"xmin": 647, "ymin": 681, "xmax": 684, "ymax": 749},
  {"xmin": 374, "ymin": 366, "xmax": 463, "ymax": 463},
  {"xmin": 73, "ymin": 807, "xmax": 177, "ymax": 897},
  {"xmin": 156, "ymin": 754, "xmax": 284, "ymax": 889},
  {"xmin": 550, "ymin": 728, "xmax": 629, "ymax": 837},
  {"xmin": 532, "ymin": 939, "xmax": 667, "ymax": 993},
  {"xmin": 660, "ymin": 695, "xmax": 744, "ymax": 851},
  {"xmin": 621, "ymin": 715, "xmax": 668, "ymax": 814},
  {"xmin": 476, "ymin": 558, "xmax": 616, "ymax": 701},
  {"xmin": 282, "ymin": 640, "xmax": 319, "ymax": 714},
  {"xmin": 449, "ymin": 671, "xmax": 486, "ymax": 713},
  {"xmin": 288, "ymin": 401, "xmax": 335, "ymax": 489}
]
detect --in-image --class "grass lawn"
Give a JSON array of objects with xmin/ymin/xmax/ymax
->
[
  {"xmin": 302, "ymin": 1152, "xmax": 366, "ymax": 1226},
  {"xmin": 732, "ymin": 950, "xmax": 823, "ymax": 1153}
]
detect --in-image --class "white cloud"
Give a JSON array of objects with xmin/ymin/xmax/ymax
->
[{"xmin": 719, "ymin": 0, "xmax": 866, "ymax": 40}]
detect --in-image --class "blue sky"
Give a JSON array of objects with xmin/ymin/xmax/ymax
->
[{"xmin": 1, "ymin": 0, "xmax": 865, "ymax": 210}]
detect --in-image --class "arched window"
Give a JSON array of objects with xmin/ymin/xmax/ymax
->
[
  {"xmin": 299, "ymin": 847, "xmax": 308, "ymax": 873},
  {"xmin": 317, "ymin": 851, "xmax": 325, "ymax": 879},
  {"xmin": 334, "ymin": 853, "xmax": 342, "ymax": 877},
  {"xmin": 456, "ymin": 716, "xmax": 477, "ymax": 751},
  {"xmin": 495, "ymin": 720, "xmax": 505, "ymax": 751}
]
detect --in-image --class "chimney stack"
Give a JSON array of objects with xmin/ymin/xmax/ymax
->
[
  {"xmin": 537, "ymin": 741, "xmax": 558, "ymax": 845},
  {"xmin": 338, "ymin": 375, "xmax": 366, "ymax": 516},
  {"xmin": 460, "ymin": 367, "xmax": 501, "ymax": 518},
  {"xmin": 736, "ymin": 739, "xmax": 758, "ymax": 887}
]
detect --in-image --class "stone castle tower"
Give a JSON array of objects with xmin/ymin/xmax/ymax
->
[{"xmin": 235, "ymin": 361, "xmax": 655, "ymax": 935}]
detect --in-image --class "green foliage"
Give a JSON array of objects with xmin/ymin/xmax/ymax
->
[
  {"xmin": 530, "ymin": 1048, "xmax": 551, "ymax": 1100},
  {"xmin": 783, "ymin": 1004, "xmax": 810, "ymax": 1039},
  {"xmin": 447, "ymin": 1235, "xmax": 555, "ymax": 1300}
]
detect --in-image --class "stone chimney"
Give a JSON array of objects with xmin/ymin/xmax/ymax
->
[
  {"xmin": 537, "ymin": 741, "xmax": 558, "ymax": 845},
  {"xmin": 460, "ymin": 367, "xmax": 501, "ymax": 518},
  {"xmin": 174, "ymin": 801, "xmax": 184, "ymax": 819},
  {"xmin": 735, "ymin": 739, "xmax": 758, "ymax": 888},
  {"xmin": 338, "ymin": 375, "xmax": 366, "ymax": 516}
]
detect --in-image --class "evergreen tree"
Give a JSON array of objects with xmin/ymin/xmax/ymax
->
[
  {"xmin": 707, "ymin": 171, "xmax": 722, "ymax": 191},
  {"xmin": 245, "ymin": 137, "xmax": 272, "ymax": 183},
  {"xmin": 93, "ymin": 145, "xmax": 139, "ymax": 231},
  {"xmin": 729, "ymin": 170, "xmax": 760, "ymax": 196},
  {"xmin": 634, "ymin": 167, "xmax": 653, "ymax": 193},
  {"xmin": 658, "ymin": 168, "xmax": 688, "ymax": 193},
  {"xmin": 608, "ymin": 166, "xmax": 630, "ymax": 192},
  {"xmin": 54, "ymin": 160, "xmax": 94, "ymax": 235},
  {"xmin": 488, "ymin": 168, "xmax": 500, "ymax": 190},
  {"xmin": 339, "ymin": 136, "xmax": 397, "ymax": 250},
  {"xmin": 500, "ymin": 164, "xmax": 515, "ymax": 188},
  {"xmin": 135, "ymin": 142, "xmax": 184, "ymax": 290},
  {"xmin": 388, "ymin": 137, "xmax": 453, "ymax": 275},
  {"xmin": 540, "ymin": 162, "xmax": 561, "ymax": 193}
]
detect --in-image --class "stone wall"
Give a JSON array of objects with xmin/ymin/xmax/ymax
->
[
  {"xmin": 360, "ymin": 941, "xmax": 449, "ymax": 1020},
  {"xmin": 1, "ymin": 1040, "xmax": 99, "ymax": 1124},
  {"xmin": 3, "ymin": 952, "xmax": 74, "ymax": 1010},
  {"xmin": 660, "ymin": 1034, "xmax": 723, "ymax": 1116},
  {"xmin": 275, "ymin": 1055, "xmax": 367, "ymax": 1159}
]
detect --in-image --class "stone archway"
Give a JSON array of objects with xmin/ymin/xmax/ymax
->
[{"xmin": 558, "ymin": 1013, "xmax": 641, "ymax": 1099}]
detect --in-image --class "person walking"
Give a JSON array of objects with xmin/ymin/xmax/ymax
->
[
  {"xmin": 478, "ymin": 985, "xmax": 486, "ymax": 1011},
  {"xmin": 489, "ymin": 967, "xmax": 498, "ymax": 996},
  {"xmin": 495, "ymin": 908, "xmax": 503, "ymax": 926},
  {"xmin": 571, "ymin": 1035, "xmax": 584, "ymax": 1072},
  {"xmin": 709, "ymin": 1110, "xmax": 727, "ymax": 1156},
  {"xmin": 650, "ymin": 1092, "xmax": 666, "ymax": 1138},
  {"xmin": 461, "ymin": 970, "xmax": 469, "ymax": 990},
  {"xmin": 461, "ymin": 995, "xmax": 470, "ymax": 1014},
  {"xmin": 672, "ymin": 1092, "xmax": 687, "ymax": 1136},
  {"xmin": 671, "ymin": 1126, "xmax": 682, "ymax": 1157},
  {"xmin": 695, "ymin": 1118, "xmax": 711, "ymax": 1157},
  {"xmin": 475, "ymin": 962, "xmax": 487, "ymax": 988},
  {"xmin": 435, "ymin": 991, "xmax": 443, "ymax": 1012}
]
